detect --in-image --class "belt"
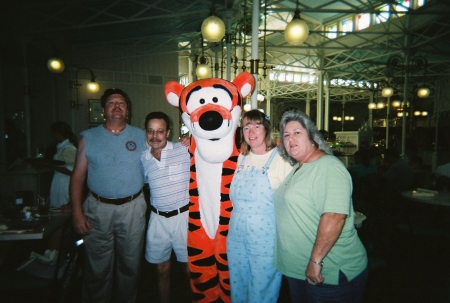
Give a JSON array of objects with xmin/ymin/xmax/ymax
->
[
  {"xmin": 150, "ymin": 204, "xmax": 189, "ymax": 218},
  {"xmin": 91, "ymin": 190, "xmax": 142, "ymax": 205}
]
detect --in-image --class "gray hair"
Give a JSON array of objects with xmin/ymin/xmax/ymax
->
[{"xmin": 279, "ymin": 110, "xmax": 333, "ymax": 165}]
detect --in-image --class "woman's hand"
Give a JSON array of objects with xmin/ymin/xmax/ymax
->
[
  {"xmin": 307, "ymin": 212, "xmax": 347, "ymax": 285},
  {"xmin": 306, "ymin": 260, "xmax": 325, "ymax": 285}
]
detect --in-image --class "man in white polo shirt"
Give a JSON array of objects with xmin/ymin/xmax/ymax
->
[{"xmin": 141, "ymin": 111, "xmax": 190, "ymax": 303}]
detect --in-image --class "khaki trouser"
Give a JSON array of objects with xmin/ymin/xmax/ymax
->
[{"xmin": 81, "ymin": 193, "xmax": 147, "ymax": 303}]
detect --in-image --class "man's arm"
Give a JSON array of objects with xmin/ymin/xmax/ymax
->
[{"xmin": 69, "ymin": 137, "xmax": 92, "ymax": 235}]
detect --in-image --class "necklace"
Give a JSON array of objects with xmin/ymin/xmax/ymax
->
[{"xmin": 103, "ymin": 124, "xmax": 126, "ymax": 133}]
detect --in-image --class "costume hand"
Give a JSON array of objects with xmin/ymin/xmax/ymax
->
[
  {"xmin": 73, "ymin": 211, "xmax": 92, "ymax": 235},
  {"xmin": 305, "ymin": 261, "xmax": 325, "ymax": 285}
]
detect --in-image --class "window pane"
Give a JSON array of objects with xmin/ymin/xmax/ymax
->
[
  {"xmin": 326, "ymin": 24, "xmax": 337, "ymax": 39},
  {"xmin": 269, "ymin": 71, "xmax": 276, "ymax": 81},
  {"xmin": 340, "ymin": 18, "xmax": 353, "ymax": 35},
  {"xmin": 375, "ymin": 5, "xmax": 390, "ymax": 24},
  {"xmin": 357, "ymin": 14, "xmax": 371, "ymax": 30},
  {"xmin": 301, "ymin": 74, "xmax": 308, "ymax": 83},
  {"xmin": 285, "ymin": 73, "xmax": 293, "ymax": 82}
]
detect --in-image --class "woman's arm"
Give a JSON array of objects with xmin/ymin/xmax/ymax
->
[{"xmin": 305, "ymin": 212, "xmax": 346, "ymax": 284}]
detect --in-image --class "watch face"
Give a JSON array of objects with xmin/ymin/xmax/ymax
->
[{"xmin": 90, "ymin": 100, "xmax": 105, "ymax": 123}]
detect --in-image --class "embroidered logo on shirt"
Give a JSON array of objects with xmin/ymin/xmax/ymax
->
[{"xmin": 126, "ymin": 141, "xmax": 137, "ymax": 151}]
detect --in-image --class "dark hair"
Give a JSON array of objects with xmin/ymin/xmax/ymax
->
[
  {"xmin": 51, "ymin": 121, "xmax": 78, "ymax": 148},
  {"xmin": 278, "ymin": 110, "xmax": 332, "ymax": 165},
  {"xmin": 145, "ymin": 111, "xmax": 170, "ymax": 130},
  {"xmin": 240, "ymin": 109, "xmax": 275, "ymax": 155},
  {"xmin": 100, "ymin": 88, "xmax": 131, "ymax": 108}
]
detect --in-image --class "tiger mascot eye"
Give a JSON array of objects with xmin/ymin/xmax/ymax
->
[{"xmin": 165, "ymin": 72, "xmax": 254, "ymax": 303}]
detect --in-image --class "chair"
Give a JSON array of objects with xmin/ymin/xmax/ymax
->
[{"xmin": 0, "ymin": 216, "xmax": 80, "ymax": 303}]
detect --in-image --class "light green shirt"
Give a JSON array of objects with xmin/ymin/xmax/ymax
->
[{"xmin": 274, "ymin": 155, "xmax": 367, "ymax": 285}]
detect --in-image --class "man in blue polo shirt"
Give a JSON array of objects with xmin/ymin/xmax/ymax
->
[
  {"xmin": 71, "ymin": 88, "xmax": 147, "ymax": 302},
  {"xmin": 141, "ymin": 111, "xmax": 190, "ymax": 303}
]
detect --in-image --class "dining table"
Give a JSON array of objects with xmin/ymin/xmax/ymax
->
[
  {"xmin": 0, "ymin": 211, "xmax": 70, "ymax": 241},
  {"xmin": 401, "ymin": 189, "xmax": 450, "ymax": 207}
]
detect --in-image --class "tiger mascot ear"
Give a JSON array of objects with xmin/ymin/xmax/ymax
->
[
  {"xmin": 164, "ymin": 81, "xmax": 184, "ymax": 107},
  {"xmin": 232, "ymin": 72, "xmax": 254, "ymax": 98}
]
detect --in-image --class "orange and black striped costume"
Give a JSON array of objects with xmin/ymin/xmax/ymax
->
[{"xmin": 164, "ymin": 73, "xmax": 255, "ymax": 302}]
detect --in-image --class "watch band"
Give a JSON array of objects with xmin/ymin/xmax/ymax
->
[{"xmin": 310, "ymin": 258, "xmax": 324, "ymax": 266}]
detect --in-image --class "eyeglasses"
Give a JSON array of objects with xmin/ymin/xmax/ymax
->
[{"xmin": 146, "ymin": 129, "xmax": 166, "ymax": 135}]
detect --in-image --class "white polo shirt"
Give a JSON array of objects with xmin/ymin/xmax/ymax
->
[{"xmin": 141, "ymin": 141, "xmax": 190, "ymax": 211}]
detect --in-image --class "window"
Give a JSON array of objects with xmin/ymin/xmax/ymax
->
[
  {"xmin": 357, "ymin": 14, "xmax": 371, "ymax": 30},
  {"xmin": 285, "ymin": 72, "xmax": 293, "ymax": 82},
  {"xmin": 340, "ymin": 18, "xmax": 353, "ymax": 35},
  {"xmin": 417, "ymin": 0, "xmax": 426, "ymax": 8},
  {"xmin": 301, "ymin": 74, "xmax": 309, "ymax": 83},
  {"xmin": 326, "ymin": 23, "xmax": 338, "ymax": 39},
  {"xmin": 269, "ymin": 71, "xmax": 276, "ymax": 81},
  {"xmin": 375, "ymin": 4, "xmax": 390, "ymax": 24}
]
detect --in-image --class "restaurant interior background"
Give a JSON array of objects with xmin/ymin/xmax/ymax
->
[{"xmin": 0, "ymin": 0, "xmax": 450, "ymax": 202}]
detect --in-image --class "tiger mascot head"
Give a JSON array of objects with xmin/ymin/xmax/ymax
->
[
  {"xmin": 165, "ymin": 72, "xmax": 254, "ymax": 164},
  {"xmin": 164, "ymin": 72, "xmax": 254, "ymax": 303}
]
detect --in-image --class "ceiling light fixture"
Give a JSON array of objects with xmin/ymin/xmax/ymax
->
[
  {"xmin": 201, "ymin": 1, "xmax": 225, "ymax": 43},
  {"xmin": 376, "ymin": 101, "xmax": 385, "ymax": 109},
  {"xmin": 196, "ymin": 36, "xmax": 212, "ymax": 79},
  {"xmin": 47, "ymin": 57, "xmax": 65, "ymax": 73},
  {"xmin": 417, "ymin": 87, "xmax": 430, "ymax": 98},
  {"xmin": 392, "ymin": 100, "xmax": 401, "ymax": 108},
  {"xmin": 284, "ymin": 0, "xmax": 309, "ymax": 45},
  {"xmin": 70, "ymin": 67, "xmax": 100, "ymax": 109}
]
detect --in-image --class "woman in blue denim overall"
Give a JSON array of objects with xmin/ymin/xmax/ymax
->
[{"xmin": 227, "ymin": 110, "xmax": 293, "ymax": 303}]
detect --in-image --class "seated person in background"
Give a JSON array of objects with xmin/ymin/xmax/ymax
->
[
  {"xmin": 381, "ymin": 148, "xmax": 414, "ymax": 200},
  {"xmin": 435, "ymin": 161, "xmax": 450, "ymax": 179},
  {"xmin": 349, "ymin": 149, "xmax": 379, "ymax": 213},
  {"xmin": 349, "ymin": 149, "xmax": 377, "ymax": 185},
  {"xmin": 435, "ymin": 161, "xmax": 450, "ymax": 190},
  {"xmin": 48, "ymin": 122, "xmax": 78, "ymax": 210},
  {"xmin": 409, "ymin": 154, "xmax": 428, "ymax": 189},
  {"xmin": 409, "ymin": 154, "xmax": 423, "ymax": 171}
]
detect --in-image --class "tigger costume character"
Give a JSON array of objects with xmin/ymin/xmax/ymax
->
[{"xmin": 164, "ymin": 72, "xmax": 254, "ymax": 303}]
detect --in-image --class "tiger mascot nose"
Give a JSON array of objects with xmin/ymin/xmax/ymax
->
[{"xmin": 199, "ymin": 111, "xmax": 223, "ymax": 131}]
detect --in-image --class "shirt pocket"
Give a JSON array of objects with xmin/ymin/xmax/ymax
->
[{"xmin": 168, "ymin": 163, "xmax": 190, "ymax": 182}]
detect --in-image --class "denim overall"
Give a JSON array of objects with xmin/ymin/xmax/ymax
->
[{"xmin": 227, "ymin": 148, "xmax": 282, "ymax": 303}]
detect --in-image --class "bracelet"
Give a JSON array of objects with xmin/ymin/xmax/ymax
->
[{"xmin": 310, "ymin": 258, "xmax": 324, "ymax": 266}]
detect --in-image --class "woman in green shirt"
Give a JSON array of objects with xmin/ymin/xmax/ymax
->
[{"xmin": 274, "ymin": 110, "xmax": 368, "ymax": 302}]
